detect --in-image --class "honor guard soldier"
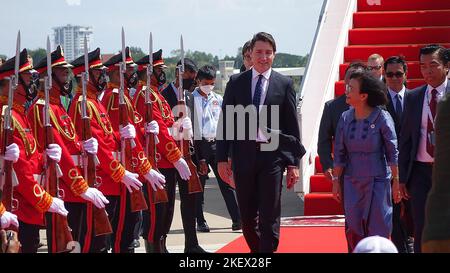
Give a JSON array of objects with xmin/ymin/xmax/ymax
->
[
  {"xmin": 102, "ymin": 47, "xmax": 166, "ymax": 251},
  {"xmin": 133, "ymin": 49, "xmax": 173, "ymax": 252},
  {"xmin": 68, "ymin": 48, "xmax": 144, "ymax": 253},
  {"xmin": 136, "ymin": 50, "xmax": 206, "ymax": 253},
  {"xmin": 29, "ymin": 45, "xmax": 109, "ymax": 252},
  {"xmin": 0, "ymin": 48, "xmax": 68, "ymax": 253}
]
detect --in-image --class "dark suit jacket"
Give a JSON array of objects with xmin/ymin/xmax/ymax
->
[
  {"xmin": 423, "ymin": 92, "xmax": 450, "ymax": 242},
  {"xmin": 216, "ymin": 69, "xmax": 303, "ymax": 168},
  {"xmin": 161, "ymin": 83, "xmax": 178, "ymax": 110},
  {"xmin": 399, "ymin": 81, "xmax": 450, "ymax": 184},
  {"xmin": 317, "ymin": 95, "xmax": 349, "ymax": 171},
  {"xmin": 385, "ymin": 88, "xmax": 409, "ymax": 137}
]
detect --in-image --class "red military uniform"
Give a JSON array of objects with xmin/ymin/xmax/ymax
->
[
  {"xmin": 0, "ymin": 99, "xmax": 51, "ymax": 226},
  {"xmin": 69, "ymin": 89, "xmax": 126, "ymax": 196},
  {"xmin": 28, "ymin": 96, "xmax": 89, "ymax": 203},
  {"xmin": 101, "ymin": 84, "xmax": 153, "ymax": 177},
  {"xmin": 132, "ymin": 82, "xmax": 182, "ymax": 168}
]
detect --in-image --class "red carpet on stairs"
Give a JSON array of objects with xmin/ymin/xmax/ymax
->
[
  {"xmin": 304, "ymin": 0, "xmax": 450, "ymax": 217},
  {"xmin": 216, "ymin": 227, "xmax": 347, "ymax": 253}
]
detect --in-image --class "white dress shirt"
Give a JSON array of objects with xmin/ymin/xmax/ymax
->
[
  {"xmin": 388, "ymin": 86, "xmax": 406, "ymax": 112},
  {"xmin": 416, "ymin": 78, "xmax": 448, "ymax": 162},
  {"xmin": 192, "ymin": 88, "xmax": 222, "ymax": 140},
  {"xmin": 251, "ymin": 68, "xmax": 271, "ymax": 142}
]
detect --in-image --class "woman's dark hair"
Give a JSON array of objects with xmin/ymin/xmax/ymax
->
[
  {"xmin": 350, "ymin": 70, "xmax": 387, "ymax": 107},
  {"xmin": 250, "ymin": 32, "xmax": 276, "ymax": 52}
]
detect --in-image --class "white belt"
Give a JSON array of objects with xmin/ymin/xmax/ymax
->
[{"xmin": 71, "ymin": 154, "xmax": 101, "ymax": 167}]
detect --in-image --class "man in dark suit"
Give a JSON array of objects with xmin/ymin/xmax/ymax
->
[
  {"xmin": 161, "ymin": 58, "xmax": 198, "ymax": 109},
  {"xmin": 318, "ymin": 62, "xmax": 365, "ymax": 182},
  {"xmin": 217, "ymin": 32, "xmax": 305, "ymax": 253},
  {"xmin": 383, "ymin": 56, "xmax": 414, "ymax": 253},
  {"xmin": 399, "ymin": 44, "xmax": 449, "ymax": 253}
]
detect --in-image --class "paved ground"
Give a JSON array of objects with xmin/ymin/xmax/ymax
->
[{"xmin": 38, "ymin": 173, "xmax": 303, "ymax": 253}]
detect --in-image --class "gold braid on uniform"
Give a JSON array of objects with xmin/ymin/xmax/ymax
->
[
  {"xmin": 136, "ymin": 151, "xmax": 152, "ymax": 176},
  {"xmin": 12, "ymin": 117, "xmax": 37, "ymax": 157},
  {"xmin": 68, "ymin": 168, "xmax": 89, "ymax": 196},
  {"xmin": 165, "ymin": 142, "xmax": 182, "ymax": 163},
  {"xmin": 110, "ymin": 159, "xmax": 126, "ymax": 183},
  {"xmin": 137, "ymin": 87, "xmax": 171, "ymax": 120},
  {"xmin": 33, "ymin": 184, "xmax": 53, "ymax": 213},
  {"xmin": 0, "ymin": 202, "xmax": 5, "ymax": 215},
  {"xmin": 75, "ymin": 99, "xmax": 113, "ymax": 135}
]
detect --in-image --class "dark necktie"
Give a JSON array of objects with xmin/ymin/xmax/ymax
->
[
  {"xmin": 253, "ymin": 75, "xmax": 264, "ymax": 137},
  {"xmin": 426, "ymin": 89, "xmax": 438, "ymax": 157},
  {"xmin": 253, "ymin": 74, "xmax": 264, "ymax": 107},
  {"xmin": 395, "ymin": 94, "xmax": 403, "ymax": 120}
]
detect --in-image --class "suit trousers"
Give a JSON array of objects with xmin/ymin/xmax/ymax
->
[
  {"xmin": 409, "ymin": 162, "xmax": 433, "ymax": 253},
  {"xmin": 159, "ymin": 167, "xmax": 199, "ymax": 248},
  {"xmin": 233, "ymin": 146, "xmax": 284, "ymax": 253}
]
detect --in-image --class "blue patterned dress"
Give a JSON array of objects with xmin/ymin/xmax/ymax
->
[{"xmin": 334, "ymin": 107, "xmax": 398, "ymax": 249}]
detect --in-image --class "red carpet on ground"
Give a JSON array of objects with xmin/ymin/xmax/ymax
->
[{"xmin": 216, "ymin": 226, "xmax": 348, "ymax": 253}]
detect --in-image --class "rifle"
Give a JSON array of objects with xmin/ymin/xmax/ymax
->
[
  {"xmin": 177, "ymin": 35, "xmax": 202, "ymax": 194},
  {"xmin": 145, "ymin": 32, "xmax": 168, "ymax": 204},
  {"xmin": 0, "ymin": 31, "xmax": 20, "ymax": 233},
  {"xmin": 42, "ymin": 36, "xmax": 75, "ymax": 253},
  {"xmin": 80, "ymin": 35, "xmax": 113, "ymax": 236},
  {"xmin": 119, "ymin": 28, "xmax": 147, "ymax": 212}
]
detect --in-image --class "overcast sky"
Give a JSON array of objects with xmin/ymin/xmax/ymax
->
[{"xmin": 0, "ymin": 0, "xmax": 324, "ymax": 58}]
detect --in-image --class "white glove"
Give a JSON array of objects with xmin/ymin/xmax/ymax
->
[
  {"xmin": 80, "ymin": 187, "xmax": 109, "ymax": 209},
  {"xmin": 144, "ymin": 169, "xmax": 166, "ymax": 191},
  {"xmin": 46, "ymin": 144, "xmax": 62, "ymax": 163},
  {"xmin": 0, "ymin": 211, "xmax": 19, "ymax": 229},
  {"xmin": 121, "ymin": 170, "xmax": 143, "ymax": 193},
  {"xmin": 48, "ymin": 197, "xmax": 69, "ymax": 217},
  {"xmin": 173, "ymin": 158, "xmax": 191, "ymax": 181},
  {"xmin": 120, "ymin": 124, "xmax": 136, "ymax": 139},
  {"xmin": 83, "ymin": 137, "xmax": 98, "ymax": 155},
  {"xmin": 4, "ymin": 143, "xmax": 20, "ymax": 163},
  {"xmin": 145, "ymin": 120, "xmax": 159, "ymax": 135}
]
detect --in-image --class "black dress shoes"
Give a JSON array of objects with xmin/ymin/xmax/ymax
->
[
  {"xmin": 232, "ymin": 221, "xmax": 242, "ymax": 231},
  {"xmin": 184, "ymin": 245, "xmax": 208, "ymax": 253},
  {"xmin": 197, "ymin": 222, "xmax": 210, "ymax": 232}
]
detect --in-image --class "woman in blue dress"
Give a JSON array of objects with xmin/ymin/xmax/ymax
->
[{"xmin": 332, "ymin": 71, "xmax": 402, "ymax": 251}]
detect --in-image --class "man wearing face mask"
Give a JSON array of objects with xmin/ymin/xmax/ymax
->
[
  {"xmin": 28, "ymin": 45, "xmax": 110, "ymax": 252},
  {"xmin": 161, "ymin": 57, "xmax": 198, "ymax": 109},
  {"xmin": 101, "ymin": 47, "xmax": 166, "ymax": 252},
  {"xmin": 68, "ymin": 48, "xmax": 145, "ymax": 253},
  {"xmin": 0, "ymin": 48, "xmax": 68, "ymax": 253},
  {"xmin": 188, "ymin": 65, "xmax": 241, "ymax": 232}
]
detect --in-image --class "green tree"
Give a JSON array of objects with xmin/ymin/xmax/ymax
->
[
  {"xmin": 130, "ymin": 46, "xmax": 146, "ymax": 62},
  {"xmin": 28, "ymin": 48, "xmax": 46, "ymax": 64}
]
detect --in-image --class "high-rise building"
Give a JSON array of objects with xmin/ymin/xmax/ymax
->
[{"xmin": 53, "ymin": 24, "xmax": 93, "ymax": 61}]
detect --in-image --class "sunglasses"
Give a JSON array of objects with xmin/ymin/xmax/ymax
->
[
  {"xmin": 367, "ymin": 65, "xmax": 382, "ymax": 71},
  {"xmin": 385, "ymin": 72, "xmax": 405, "ymax": 78}
]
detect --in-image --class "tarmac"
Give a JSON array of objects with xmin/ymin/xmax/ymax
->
[{"xmin": 38, "ymin": 172, "xmax": 303, "ymax": 253}]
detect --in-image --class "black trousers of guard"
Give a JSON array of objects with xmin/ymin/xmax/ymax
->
[
  {"xmin": 159, "ymin": 167, "xmax": 199, "ymax": 249},
  {"xmin": 18, "ymin": 221, "xmax": 41, "ymax": 253}
]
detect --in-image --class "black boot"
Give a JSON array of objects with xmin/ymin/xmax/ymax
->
[
  {"xmin": 161, "ymin": 235, "xmax": 169, "ymax": 253},
  {"xmin": 145, "ymin": 240, "xmax": 157, "ymax": 253}
]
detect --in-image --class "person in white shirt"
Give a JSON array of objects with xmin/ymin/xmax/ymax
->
[
  {"xmin": 398, "ymin": 44, "xmax": 450, "ymax": 253},
  {"xmin": 188, "ymin": 65, "xmax": 241, "ymax": 232}
]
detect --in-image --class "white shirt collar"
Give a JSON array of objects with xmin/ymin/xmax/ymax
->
[
  {"xmin": 388, "ymin": 86, "xmax": 406, "ymax": 100},
  {"xmin": 427, "ymin": 78, "xmax": 448, "ymax": 96},
  {"xmin": 252, "ymin": 67, "xmax": 272, "ymax": 80}
]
